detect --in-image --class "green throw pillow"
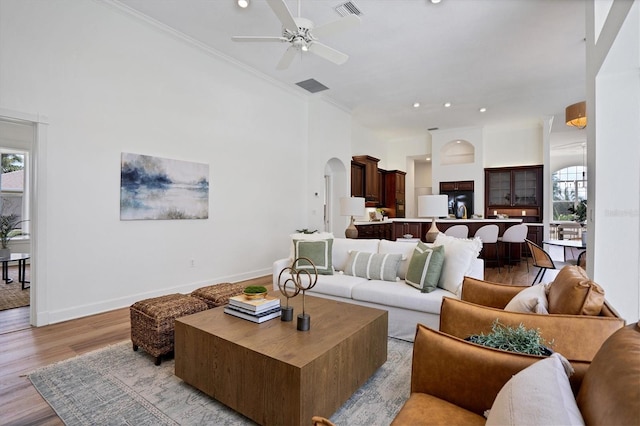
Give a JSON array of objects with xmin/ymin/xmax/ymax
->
[
  {"xmin": 405, "ymin": 243, "xmax": 445, "ymax": 293},
  {"xmin": 344, "ymin": 251, "xmax": 402, "ymax": 282},
  {"xmin": 293, "ymin": 239, "xmax": 333, "ymax": 275}
]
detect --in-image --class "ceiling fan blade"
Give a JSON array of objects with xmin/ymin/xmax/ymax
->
[
  {"xmin": 266, "ymin": 0, "xmax": 298, "ymax": 34},
  {"xmin": 313, "ymin": 14, "xmax": 361, "ymax": 38},
  {"xmin": 308, "ymin": 42, "xmax": 349, "ymax": 65},
  {"xmin": 232, "ymin": 36, "xmax": 288, "ymax": 43},
  {"xmin": 276, "ymin": 45, "xmax": 298, "ymax": 70}
]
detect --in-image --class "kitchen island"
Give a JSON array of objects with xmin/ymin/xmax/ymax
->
[{"xmin": 355, "ymin": 218, "xmax": 542, "ymax": 247}]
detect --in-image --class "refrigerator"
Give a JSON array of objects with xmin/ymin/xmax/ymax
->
[{"xmin": 441, "ymin": 190, "xmax": 474, "ymax": 219}]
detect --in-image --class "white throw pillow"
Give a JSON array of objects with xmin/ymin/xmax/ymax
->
[
  {"xmin": 505, "ymin": 283, "xmax": 550, "ymax": 314},
  {"xmin": 433, "ymin": 233, "xmax": 482, "ymax": 295},
  {"xmin": 486, "ymin": 354, "xmax": 584, "ymax": 426}
]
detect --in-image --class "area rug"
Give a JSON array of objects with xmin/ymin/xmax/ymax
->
[
  {"xmin": 29, "ymin": 337, "xmax": 412, "ymax": 425},
  {"xmin": 0, "ymin": 267, "xmax": 30, "ymax": 311}
]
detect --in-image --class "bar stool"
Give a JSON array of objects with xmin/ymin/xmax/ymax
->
[
  {"xmin": 444, "ymin": 224, "xmax": 469, "ymax": 238},
  {"xmin": 498, "ymin": 224, "xmax": 529, "ymax": 272},
  {"xmin": 474, "ymin": 224, "xmax": 500, "ymax": 272}
]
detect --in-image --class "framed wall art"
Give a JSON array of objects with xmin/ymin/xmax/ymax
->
[{"xmin": 120, "ymin": 152, "xmax": 209, "ymax": 220}]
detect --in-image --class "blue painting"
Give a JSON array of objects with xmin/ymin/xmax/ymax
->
[{"xmin": 120, "ymin": 153, "xmax": 209, "ymax": 220}]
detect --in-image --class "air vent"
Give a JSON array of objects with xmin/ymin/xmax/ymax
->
[
  {"xmin": 335, "ymin": 1, "xmax": 362, "ymax": 17},
  {"xmin": 427, "ymin": 127, "xmax": 439, "ymax": 131},
  {"xmin": 296, "ymin": 79, "xmax": 329, "ymax": 93}
]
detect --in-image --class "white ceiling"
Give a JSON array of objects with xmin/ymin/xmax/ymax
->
[{"xmin": 116, "ymin": 0, "xmax": 588, "ymax": 151}]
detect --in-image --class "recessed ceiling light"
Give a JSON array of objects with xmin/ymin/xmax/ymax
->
[
  {"xmin": 237, "ymin": 0, "xmax": 249, "ymax": 8},
  {"xmin": 426, "ymin": 157, "xmax": 431, "ymax": 161},
  {"xmin": 413, "ymin": 102, "xmax": 420, "ymax": 108},
  {"xmin": 444, "ymin": 102, "xmax": 451, "ymax": 108},
  {"xmin": 456, "ymin": 140, "xmax": 461, "ymax": 144},
  {"xmin": 431, "ymin": 0, "xmax": 442, "ymax": 3},
  {"xmin": 479, "ymin": 107, "xmax": 487, "ymax": 112}
]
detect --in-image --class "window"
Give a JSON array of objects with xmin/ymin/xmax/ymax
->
[
  {"xmin": 552, "ymin": 166, "xmax": 587, "ymax": 220},
  {"xmin": 1, "ymin": 151, "xmax": 27, "ymax": 233}
]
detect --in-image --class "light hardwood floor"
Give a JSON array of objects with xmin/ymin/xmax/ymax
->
[{"xmin": 0, "ymin": 263, "xmax": 537, "ymax": 425}]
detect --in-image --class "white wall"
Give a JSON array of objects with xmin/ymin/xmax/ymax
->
[
  {"xmin": 587, "ymin": 0, "xmax": 639, "ymax": 323},
  {"xmin": 0, "ymin": 0, "xmax": 324, "ymax": 324}
]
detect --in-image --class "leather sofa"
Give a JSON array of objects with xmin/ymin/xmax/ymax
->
[{"xmin": 392, "ymin": 322, "xmax": 640, "ymax": 425}]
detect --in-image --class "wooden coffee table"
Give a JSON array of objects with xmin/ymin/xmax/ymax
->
[{"xmin": 175, "ymin": 292, "xmax": 388, "ymax": 425}]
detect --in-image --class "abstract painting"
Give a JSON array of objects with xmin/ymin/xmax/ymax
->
[{"xmin": 120, "ymin": 153, "xmax": 209, "ymax": 220}]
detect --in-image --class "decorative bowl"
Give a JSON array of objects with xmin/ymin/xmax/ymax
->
[
  {"xmin": 403, "ymin": 234, "xmax": 413, "ymax": 239},
  {"xmin": 243, "ymin": 291, "xmax": 267, "ymax": 300}
]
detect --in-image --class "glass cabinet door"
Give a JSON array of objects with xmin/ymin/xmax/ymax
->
[
  {"xmin": 488, "ymin": 171, "xmax": 511, "ymax": 205},
  {"xmin": 513, "ymin": 170, "xmax": 538, "ymax": 206}
]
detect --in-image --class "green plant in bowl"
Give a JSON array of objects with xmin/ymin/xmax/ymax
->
[
  {"xmin": 465, "ymin": 319, "xmax": 554, "ymax": 356},
  {"xmin": 243, "ymin": 285, "xmax": 268, "ymax": 300}
]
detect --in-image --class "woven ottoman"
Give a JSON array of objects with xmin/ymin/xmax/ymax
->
[
  {"xmin": 191, "ymin": 282, "xmax": 247, "ymax": 308},
  {"xmin": 130, "ymin": 293, "xmax": 208, "ymax": 365}
]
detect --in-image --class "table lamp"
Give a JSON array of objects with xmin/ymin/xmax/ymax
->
[
  {"xmin": 418, "ymin": 194, "xmax": 448, "ymax": 243},
  {"xmin": 340, "ymin": 197, "xmax": 365, "ymax": 239}
]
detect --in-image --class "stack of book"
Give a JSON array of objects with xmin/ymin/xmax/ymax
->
[{"xmin": 224, "ymin": 295, "xmax": 282, "ymax": 323}]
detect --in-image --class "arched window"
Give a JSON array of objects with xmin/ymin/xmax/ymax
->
[{"xmin": 552, "ymin": 166, "xmax": 587, "ymax": 220}]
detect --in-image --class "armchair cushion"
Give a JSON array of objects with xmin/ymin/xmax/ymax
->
[
  {"xmin": 547, "ymin": 266, "xmax": 605, "ymax": 315},
  {"xmin": 504, "ymin": 283, "xmax": 549, "ymax": 314},
  {"xmin": 486, "ymin": 354, "xmax": 584, "ymax": 426}
]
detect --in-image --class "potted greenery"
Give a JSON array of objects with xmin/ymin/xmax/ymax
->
[
  {"xmin": 0, "ymin": 213, "xmax": 27, "ymax": 258},
  {"xmin": 465, "ymin": 319, "xmax": 554, "ymax": 356},
  {"xmin": 243, "ymin": 285, "xmax": 268, "ymax": 300},
  {"xmin": 568, "ymin": 199, "xmax": 587, "ymax": 244}
]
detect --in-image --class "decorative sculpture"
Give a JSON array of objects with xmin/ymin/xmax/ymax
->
[{"xmin": 277, "ymin": 257, "xmax": 318, "ymax": 330}]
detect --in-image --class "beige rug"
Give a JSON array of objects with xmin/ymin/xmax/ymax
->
[{"xmin": 0, "ymin": 266, "xmax": 30, "ymax": 311}]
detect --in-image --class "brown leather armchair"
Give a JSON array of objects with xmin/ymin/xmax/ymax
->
[
  {"xmin": 392, "ymin": 322, "xmax": 640, "ymax": 425},
  {"xmin": 439, "ymin": 266, "xmax": 626, "ymax": 388}
]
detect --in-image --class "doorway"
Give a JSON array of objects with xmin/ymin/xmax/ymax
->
[{"xmin": 323, "ymin": 158, "xmax": 348, "ymax": 235}]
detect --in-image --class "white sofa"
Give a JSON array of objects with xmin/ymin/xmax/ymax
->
[{"xmin": 272, "ymin": 237, "xmax": 484, "ymax": 341}]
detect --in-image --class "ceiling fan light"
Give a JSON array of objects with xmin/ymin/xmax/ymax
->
[
  {"xmin": 237, "ymin": 0, "xmax": 249, "ymax": 8},
  {"xmin": 566, "ymin": 101, "xmax": 587, "ymax": 129}
]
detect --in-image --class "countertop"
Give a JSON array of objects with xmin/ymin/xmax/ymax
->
[{"xmin": 355, "ymin": 218, "xmax": 527, "ymax": 225}]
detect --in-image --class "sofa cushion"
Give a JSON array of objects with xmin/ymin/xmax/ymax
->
[
  {"xmin": 405, "ymin": 243, "xmax": 445, "ymax": 293},
  {"xmin": 344, "ymin": 251, "xmax": 402, "ymax": 282},
  {"xmin": 378, "ymin": 239, "xmax": 418, "ymax": 279},
  {"xmin": 547, "ymin": 265, "xmax": 605, "ymax": 315},
  {"xmin": 434, "ymin": 233, "xmax": 483, "ymax": 295},
  {"xmin": 504, "ymin": 283, "xmax": 549, "ymax": 314},
  {"xmin": 331, "ymin": 238, "xmax": 380, "ymax": 272},
  {"xmin": 307, "ymin": 273, "xmax": 369, "ymax": 299},
  {"xmin": 293, "ymin": 238, "xmax": 333, "ymax": 275},
  {"xmin": 486, "ymin": 354, "xmax": 584, "ymax": 426},
  {"xmin": 351, "ymin": 280, "xmax": 452, "ymax": 314}
]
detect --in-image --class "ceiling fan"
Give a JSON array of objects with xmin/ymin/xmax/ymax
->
[{"xmin": 232, "ymin": 0, "xmax": 361, "ymax": 70}]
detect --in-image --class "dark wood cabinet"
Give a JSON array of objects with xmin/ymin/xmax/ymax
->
[
  {"xmin": 352, "ymin": 155, "xmax": 380, "ymax": 204},
  {"xmin": 392, "ymin": 222, "xmax": 422, "ymax": 240},
  {"xmin": 355, "ymin": 223, "xmax": 392, "ymax": 240},
  {"xmin": 440, "ymin": 180, "xmax": 474, "ymax": 192},
  {"xmin": 385, "ymin": 170, "xmax": 406, "ymax": 218},
  {"xmin": 485, "ymin": 165, "xmax": 543, "ymax": 223},
  {"xmin": 351, "ymin": 161, "xmax": 365, "ymax": 198}
]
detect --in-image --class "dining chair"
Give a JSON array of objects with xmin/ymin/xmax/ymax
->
[
  {"xmin": 444, "ymin": 224, "xmax": 469, "ymax": 239},
  {"xmin": 498, "ymin": 224, "xmax": 529, "ymax": 272},
  {"xmin": 474, "ymin": 224, "xmax": 500, "ymax": 272},
  {"xmin": 525, "ymin": 239, "xmax": 558, "ymax": 285}
]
